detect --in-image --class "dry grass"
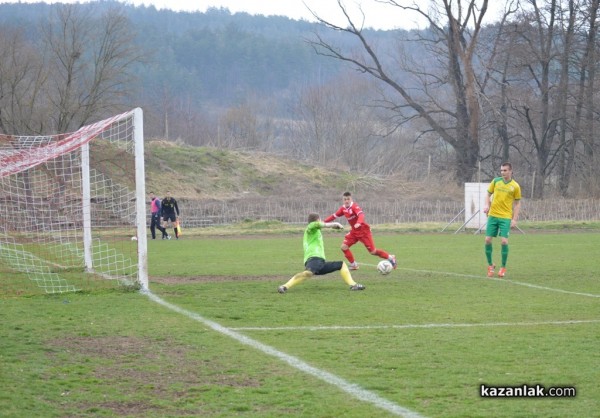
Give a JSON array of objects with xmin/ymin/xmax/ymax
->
[{"xmin": 144, "ymin": 141, "xmax": 463, "ymax": 203}]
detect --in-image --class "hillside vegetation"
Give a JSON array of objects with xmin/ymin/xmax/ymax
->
[{"xmin": 144, "ymin": 141, "xmax": 461, "ymax": 203}]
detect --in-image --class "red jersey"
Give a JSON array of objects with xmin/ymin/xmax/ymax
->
[{"xmin": 324, "ymin": 201, "xmax": 369, "ymax": 229}]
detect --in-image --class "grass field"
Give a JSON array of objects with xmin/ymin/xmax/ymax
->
[{"xmin": 1, "ymin": 228, "xmax": 599, "ymax": 417}]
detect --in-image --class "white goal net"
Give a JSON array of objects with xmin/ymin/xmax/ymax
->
[{"xmin": 0, "ymin": 108, "xmax": 147, "ymax": 296}]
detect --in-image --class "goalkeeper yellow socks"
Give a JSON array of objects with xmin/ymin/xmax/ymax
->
[
  {"xmin": 340, "ymin": 263, "xmax": 356, "ymax": 286},
  {"xmin": 283, "ymin": 270, "xmax": 313, "ymax": 289},
  {"xmin": 282, "ymin": 264, "xmax": 356, "ymax": 290}
]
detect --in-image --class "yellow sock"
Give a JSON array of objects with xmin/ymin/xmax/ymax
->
[
  {"xmin": 340, "ymin": 263, "xmax": 356, "ymax": 286},
  {"xmin": 283, "ymin": 270, "xmax": 313, "ymax": 289}
]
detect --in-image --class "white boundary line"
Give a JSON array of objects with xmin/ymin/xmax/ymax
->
[
  {"xmin": 142, "ymin": 289, "xmax": 425, "ymax": 418},
  {"xmin": 361, "ymin": 263, "xmax": 600, "ymax": 299},
  {"xmin": 230, "ymin": 319, "xmax": 600, "ymax": 332}
]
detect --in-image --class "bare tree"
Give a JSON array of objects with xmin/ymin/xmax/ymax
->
[
  {"xmin": 498, "ymin": 0, "xmax": 590, "ymax": 198},
  {"xmin": 556, "ymin": 0, "xmax": 579, "ymax": 196},
  {"xmin": 219, "ymin": 103, "xmax": 260, "ymax": 150},
  {"xmin": 474, "ymin": 0, "xmax": 520, "ymax": 172},
  {"xmin": 522, "ymin": 0, "xmax": 561, "ymax": 199},
  {"xmin": 306, "ymin": 0, "xmax": 491, "ymax": 184},
  {"xmin": 0, "ymin": 27, "xmax": 48, "ymax": 135},
  {"xmin": 208, "ymin": 95, "xmax": 276, "ymax": 151},
  {"xmin": 578, "ymin": 0, "xmax": 600, "ymax": 188},
  {"xmin": 290, "ymin": 74, "xmax": 370, "ymax": 168},
  {"xmin": 42, "ymin": 4, "xmax": 141, "ymax": 132}
]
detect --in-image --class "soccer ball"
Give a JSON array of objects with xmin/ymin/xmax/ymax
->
[
  {"xmin": 131, "ymin": 236, "xmax": 138, "ymax": 241},
  {"xmin": 377, "ymin": 260, "xmax": 393, "ymax": 275}
]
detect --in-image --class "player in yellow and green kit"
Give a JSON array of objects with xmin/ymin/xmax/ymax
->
[
  {"xmin": 483, "ymin": 162, "xmax": 521, "ymax": 278},
  {"xmin": 277, "ymin": 213, "xmax": 365, "ymax": 293}
]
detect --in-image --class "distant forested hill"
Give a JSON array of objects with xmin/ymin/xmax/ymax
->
[{"xmin": 0, "ymin": 1, "xmax": 403, "ymax": 110}]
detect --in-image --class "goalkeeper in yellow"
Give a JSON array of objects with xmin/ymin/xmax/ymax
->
[
  {"xmin": 278, "ymin": 213, "xmax": 365, "ymax": 293},
  {"xmin": 483, "ymin": 162, "xmax": 522, "ymax": 278}
]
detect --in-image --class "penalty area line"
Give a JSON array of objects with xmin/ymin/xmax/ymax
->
[
  {"xmin": 142, "ymin": 289, "xmax": 425, "ymax": 418},
  {"xmin": 230, "ymin": 319, "xmax": 600, "ymax": 332}
]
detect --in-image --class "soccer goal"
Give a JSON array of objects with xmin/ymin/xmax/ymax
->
[{"xmin": 0, "ymin": 108, "xmax": 148, "ymax": 296}]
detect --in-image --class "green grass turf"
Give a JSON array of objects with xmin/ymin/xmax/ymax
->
[{"xmin": 1, "ymin": 230, "xmax": 599, "ymax": 417}]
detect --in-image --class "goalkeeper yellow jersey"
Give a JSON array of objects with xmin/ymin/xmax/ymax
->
[{"xmin": 488, "ymin": 177, "xmax": 521, "ymax": 219}]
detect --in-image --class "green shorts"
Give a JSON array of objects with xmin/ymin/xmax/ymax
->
[{"xmin": 486, "ymin": 216, "xmax": 511, "ymax": 238}]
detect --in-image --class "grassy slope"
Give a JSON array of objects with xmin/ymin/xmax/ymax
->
[{"xmin": 143, "ymin": 141, "xmax": 461, "ymax": 202}]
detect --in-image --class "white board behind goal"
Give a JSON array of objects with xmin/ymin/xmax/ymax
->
[{"xmin": 464, "ymin": 182, "xmax": 488, "ymax": 229}]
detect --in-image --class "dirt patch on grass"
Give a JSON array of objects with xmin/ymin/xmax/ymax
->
[
  {"xmin": 45, "ymin": 335, "xmax": 261, "ymax": 416},
  {"xmin": 150, "ymin": 275, "xmax": 279, "ymax": 285}
]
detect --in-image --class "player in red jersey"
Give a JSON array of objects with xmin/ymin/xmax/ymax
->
[{"xmin": 324, "ymin": 191, "xmax": 396, "ymax": 270}]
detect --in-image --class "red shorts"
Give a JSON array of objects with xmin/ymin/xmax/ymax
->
[{"xmin": 343, "ymin": 226, "xmax": 375, "ymax": 252}]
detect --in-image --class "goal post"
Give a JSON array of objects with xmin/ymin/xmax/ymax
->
[{"xmin": 0, "ymin": 108, "xmax": 148, "ymax": 296}]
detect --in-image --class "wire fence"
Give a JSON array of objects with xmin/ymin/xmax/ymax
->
[{"xmin": 174, "ymin": 198, "xmax": 600, "ymax": 227}]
